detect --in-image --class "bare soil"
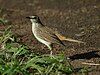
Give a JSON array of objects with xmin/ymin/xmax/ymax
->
[{"xmin": 0, "ymin": 0, "xmax": 100, "ymax": 75}]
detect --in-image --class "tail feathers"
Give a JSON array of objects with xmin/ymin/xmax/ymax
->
[
  {"xmin": 55, "ymin": 33, "xmax": 85, "ymax": 44},
  {"xmin": 64, "ymin": 38, "xmax": 85, "ymax": 43}
]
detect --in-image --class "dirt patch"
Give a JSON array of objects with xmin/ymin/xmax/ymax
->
[{"xmin": 0, "ymin": 0, "xmax": 100, "ymax": 74}]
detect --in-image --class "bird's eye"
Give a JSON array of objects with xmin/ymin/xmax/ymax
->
[{"xmin": 33, "ymin": 17, "xmax": 37, "ymax": 19}]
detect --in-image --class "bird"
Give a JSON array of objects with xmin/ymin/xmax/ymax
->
[{"xmin": 26, "ymin": 15, "xmax": 84, "ymax": 54}]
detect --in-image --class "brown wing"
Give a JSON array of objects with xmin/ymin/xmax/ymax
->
[{"xmin": 36, "ymin": 26, "xmax": 65, "ymax": 46}]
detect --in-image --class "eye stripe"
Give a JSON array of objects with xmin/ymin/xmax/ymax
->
[{"xmin": 30, "ymin": 16, "xmax": 37, "ymax": 19}]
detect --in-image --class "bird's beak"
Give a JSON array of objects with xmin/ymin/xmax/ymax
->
[{"xmin": 26, "ymin": 17, "xmax": 31, "ymax": 19}]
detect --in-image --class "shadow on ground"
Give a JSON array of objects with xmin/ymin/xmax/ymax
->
[{"xmin": 69, "ymin": 51, "xmax": 100, "ymax": 60}]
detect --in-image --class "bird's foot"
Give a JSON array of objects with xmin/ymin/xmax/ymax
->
[
  {"xmin": 50, "ymin": 51, "xmax": 55, "ymax": 58},
  {"xmin": 50, "ymin": 51, "xmax": 53, "ymax": 55}
]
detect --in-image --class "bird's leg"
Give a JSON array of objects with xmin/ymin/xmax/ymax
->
[
  {"xmin": 49, "ymin": 47, "xmax": 53, "ymax": 56},
  {"xmin": 45, "ymin": 44, "xmax": 55, "ymax": 58},
  {"xmin": 50, "ymin": 50, "xmax": 55, "ymax": 59},
  {"xmin": 50, "ymin": 50, "xmax": 53, "ymax": 56},
  {"xmin": 47, "ymin": 44, "xmax": 54, "ymax": 57}
]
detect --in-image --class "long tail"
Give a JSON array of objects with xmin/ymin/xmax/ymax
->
[
  {"xmin": 55, "ymin": 33, "xmax": 85, "ymax": 43},
  {"xmin": 64, "ymin": 38, "xmax": 85, "ymax": 43}
]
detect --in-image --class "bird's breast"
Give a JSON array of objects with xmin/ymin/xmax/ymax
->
[{"xmin": 32, "ymin": 24, "xmax": 51, "ymax": 45}]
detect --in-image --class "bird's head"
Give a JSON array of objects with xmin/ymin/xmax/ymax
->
[{"xmin": 26, "ymin": 15, "xmax": 40, "ymax": 23}]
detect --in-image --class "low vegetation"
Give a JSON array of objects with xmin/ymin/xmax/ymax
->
[{"xmin": 0, "ymin": 22, "xmax": 89, "ymax": 75}]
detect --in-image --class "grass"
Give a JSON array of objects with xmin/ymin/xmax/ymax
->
[
  {"xmin": 0, "ymin": 26, "xmax": 74, "ymax": 75},
  {"xmin": 0, "ymin": 25, "xmax": 90, "ymax": 75},
  {"xmin": 0, "ymin": 18, "xmax": 9, "ymax": 25}
]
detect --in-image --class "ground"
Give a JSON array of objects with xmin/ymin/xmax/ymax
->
[{"xmin": 0, "ymin": 0, "xmax": 100, "ymax": 75}]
